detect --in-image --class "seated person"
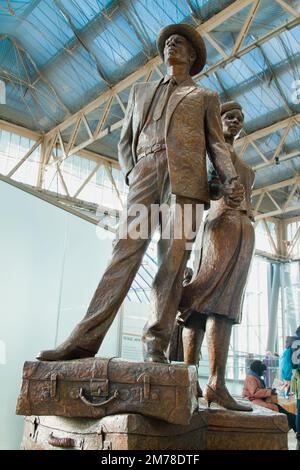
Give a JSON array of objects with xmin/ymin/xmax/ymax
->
[{"xmin": 243, "ymin": 360, "xmax": 296, "ymax": 432}]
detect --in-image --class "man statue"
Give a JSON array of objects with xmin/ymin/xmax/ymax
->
[{"xmin": 37, "ymin": 24, "xmax": 242, "ymax": 364}]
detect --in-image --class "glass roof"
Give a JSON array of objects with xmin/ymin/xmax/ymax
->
[{"xmin": 0, "ymin": 0, "xmax": 300, "ymax": 201}]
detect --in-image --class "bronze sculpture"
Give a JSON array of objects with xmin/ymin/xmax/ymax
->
[
  {"xmin": 175, "ymin": 101, "xmax": 255, "ymax": 411},
  {"xmin": 37, "ymin": 25, "xmax": 243, "ymax": 364}
]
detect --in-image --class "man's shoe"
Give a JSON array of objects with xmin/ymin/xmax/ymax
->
[
  {"xmin": 36, "ymin": 343, "xmax": 96, "ymax": 361},
  {"xmin": 203, "ymin": 384, "xmax": 253, "ymax": 412},
  {"xmin": 144, "ymin": 352, "xmax": 168, "ymax": 364}
]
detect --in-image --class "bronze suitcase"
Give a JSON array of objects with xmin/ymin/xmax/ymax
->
[
  {"xmin": 21, "ymin": 413, "xmax": 207, "ymax": 450},
  {"xmin": 21, "ymin": 404, "xmax": 288, "ymax": 450},
  {"xmin": 198, "ymin": 399, "xmax": 289, "ymax": 450},
  {"xmin": 16, "ymin": 357, "xmax": 198, "ymax": 425}
]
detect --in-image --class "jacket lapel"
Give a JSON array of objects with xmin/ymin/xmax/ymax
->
[
  {"xmin": 139, "ymin": 79, "xmax": 163, "ymax": 131},
  {"xmin": 165, "ymin": 78, "xmax": 197, "ymax": 134}
]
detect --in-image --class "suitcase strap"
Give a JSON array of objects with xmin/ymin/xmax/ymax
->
[
  {"xmin": 48, "ymin": 433, "xmax": 76, "ymax": 449},
  {"xmin": 80, "ymin": 357, "xmax": 119, "ymax": 407},
  {"xmin": 79, "ymin": 388, "xmax": 119, "ymax": 407}
]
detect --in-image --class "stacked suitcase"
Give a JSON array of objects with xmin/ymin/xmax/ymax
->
[
  {"xmin": 16, "ymin": 357, "xmax": 289, "ymax": 450},
  {"xmin": 16, "ymin": 357, "xmax": 201, "ymax": 450},
  {"xmin": 20, "ymin": 405, "xmax": 289, "ymax": 451}
]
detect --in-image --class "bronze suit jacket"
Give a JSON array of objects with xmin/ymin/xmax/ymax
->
[{"xmin": 118, "ymin": 77, "xmax": 237, "ymax": 205}]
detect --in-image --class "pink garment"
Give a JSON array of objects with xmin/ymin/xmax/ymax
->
[{"xmin": 242, "ymin": 375, "xmax": 279, "ymax": 412}]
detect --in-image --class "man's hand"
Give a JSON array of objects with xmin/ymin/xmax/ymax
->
[
  {"xmin": 209, "ymin": 175, "xmax": 223, "ymax": 201},
  {"xmin": 223, "ymin": 179, "xmax": 245, "ymax": 208}
]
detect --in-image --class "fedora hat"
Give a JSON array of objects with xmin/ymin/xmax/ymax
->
[{"xmin": 157, "ymin": 23, "xmax": 207, "ymax": 76}]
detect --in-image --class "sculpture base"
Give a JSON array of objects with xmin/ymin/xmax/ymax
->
[
  {"xmin": 198, "ymin": 399, "xmax": 289, "ymax": 450},
  {"xmin": 21, "ymin": 400, "xmax": 288, "ymax": 450}
]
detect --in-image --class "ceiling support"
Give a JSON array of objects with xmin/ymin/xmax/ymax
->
[{"xmin": 43, "ymin": 1, "xmax": 300, "ymax": 158}]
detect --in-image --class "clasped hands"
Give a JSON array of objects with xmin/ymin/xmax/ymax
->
[
  {"xmin": 223, "ymin": 179, "xmax": 245, "ymax": 209},
  {"xmin": 210, "ymin": 175, "xmax": 245, "ymax": 208}
]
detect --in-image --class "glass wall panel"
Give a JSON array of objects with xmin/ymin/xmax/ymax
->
[
  {"xmin": 0, "ymin": 129, "xmax": 40, "ymax": 185},
  {"xmin": 0, "ymin": 179, "xmax": 118, "ymax": 449}
]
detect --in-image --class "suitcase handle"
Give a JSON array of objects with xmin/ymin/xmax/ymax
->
[
  {"xmin": 48, "ymin": 433, "xmax": 76, "ymax": 448},
  {"xmin": 79, "ymin": 388, "xmax": 119, "ymax": 407}
]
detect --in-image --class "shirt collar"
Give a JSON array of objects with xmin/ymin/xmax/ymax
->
[
  {"xmin": 163, "ymin": 74, "xmax": 196, "ymax": 86},
  {"xmin": 163, "ymin": 75, "xmax": 175, "ymax": 84}
]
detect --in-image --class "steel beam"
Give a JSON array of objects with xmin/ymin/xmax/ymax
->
[
  {"xmin": 6, "ymin": 138, "xmax": 42, "ymax": 178},
  {"xmin": 275, "ymin": 0, "xmax": 300, "ymax": 17},
  {"xmin": 236, "ymin": 113, "xmax": 300, "ymax": 170},
  {"xmin": 253, "ymin": 176, "xmax": 300, "ymax": 196},
  {"xmin": 236, "ymin": 113, "xmax": 300, "ymax": 149},
  {"xmin": 253, "ymin": 175, "xmax": 300, "ymax": 220},
  {"xmin": 255, "ymin": 204, "xmax": 300, "ymax": 220},
  {"xmin": 0, "ymin": 119, "xmax": 41, "ymax": 140},
  {"xmin": 73, "ymin": 162, "xmax": 102, "ymax": 198},
  {"xmin": 232, "ymin": 0, "xmax": 261, "ymax": 55}
]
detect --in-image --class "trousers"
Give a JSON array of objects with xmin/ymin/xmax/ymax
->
[{"xmin": 67, "ymin": 150, "xmax": 203, "ymax": 358}]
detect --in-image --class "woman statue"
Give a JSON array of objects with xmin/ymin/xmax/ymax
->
[{"xmin": 175, "ymin": 101, "xmax": 255, "ymax": 411}]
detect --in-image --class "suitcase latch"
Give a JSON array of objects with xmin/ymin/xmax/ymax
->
[
  {"xmin": 97, "ymin": 425, "xmax": 112, "ymax": 450},
  {"xmin": 50, "ymin": 372, "xmax": 58, "ymax": 398},
  {"xmin": 137, "ymin": 373, "xmax": 151, "ymax": 401},
  {"xmin": 28, "ymin": 417, "xmax": 39, "ymax": 441},
  {"xmin": 90, "ymin": 379, "xmax": 109, "ymax": 397}
]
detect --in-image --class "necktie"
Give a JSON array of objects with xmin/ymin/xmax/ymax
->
[{"xmin": 153, "ymin": 78, "xmax": 176, "ymax": 121}]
